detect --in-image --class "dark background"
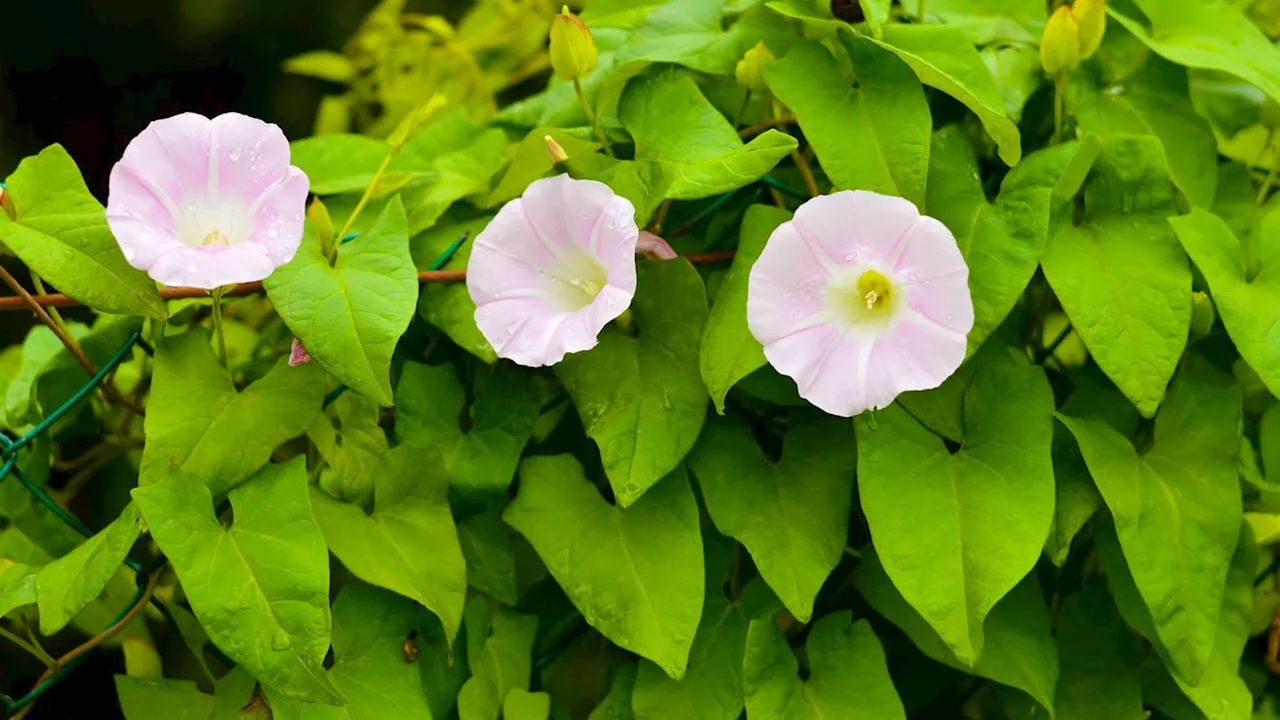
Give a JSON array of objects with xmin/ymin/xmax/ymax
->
[{"xmin": 0, "ymin": 1, "xmax": 456, "ymax": 716}]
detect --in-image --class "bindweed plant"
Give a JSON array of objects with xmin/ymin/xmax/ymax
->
[{"xmin": 2, "ymin": 0, "xmax": 1280, "ymax": 717}]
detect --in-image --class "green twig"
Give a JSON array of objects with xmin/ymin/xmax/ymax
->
[
  {"xmin": 211, "ymin": 287, "xmax": 227, "ymax": 366},
  {"xmin": 333, "ymin": 152, "xmax": 395, "ymax": 262},
  {"xmin": 574, "ymin": 78, "xmax": 614, "ymax": 157},
  {"xmin": 1258, "ymin": 151, "xmax": 1280, "ymax": 205},
  {"xmin": 917, "ymin": 0, "xmax": 927, "ymax": 22},
  {"xmin": 0, "ymin": 625, "xmax": 56, "ymax": 669},
  {"xmin": 1053, "ymin": 71, "xmax": 1069, "ymax": 143}
]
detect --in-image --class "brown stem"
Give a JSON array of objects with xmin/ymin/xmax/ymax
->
[
  {"xmin": 0, "ymin": 253, "xmax": 738, "ymax": 312},
  {"xmin": 0, "ymin": 262, "xmax": 95, "ymax": 376},
  {"xmin": 738, "ymin": 114, "xmax": 796, "ymax": 138},
  {"xmin": 793, "ymin": 147, "xmax": 821, "ymax": 198}
]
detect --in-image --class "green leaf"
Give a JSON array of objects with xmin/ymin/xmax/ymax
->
[
  {"xmin": 310, "ymin": 444, "xmax": 467, "ymax": 644},
  {"xmin": 927, "ymin": 127, "xmax": 1081, "ymax": 353},
  {"xmin": 35, "ymin": 503, "xmax": 142, "ymax": 635},
  {"xmin": 856, "ymin": 352, "xmax": 1055, "ymax": 666},
  {"xmin": 415, "ymin": 212, "xmax": 499, "ymax": 363},
  {"xmin": 1044, "ymin": 424, "xmax": 1103, "ymax": 567},
  {"xmin": 590, "ymin": 666, "xmax": 637, "ymax": 720},
  {"xmin": 688, "ymin": 411, "xmax": 855, "ymax": 622},
  {"xmin": 904, "ymin": 0, "xmax": 1043, "ymax": 45},
  {"xmin": 700, "ymin": 204, "xmax": 789, "ymax": 413},
  {"xmin": 981, "ymin": 44, "xmax": 1042, "ymax": 123},
  {"xmin": 555, "ymin": 259, "xmax": 709, "ymax": 507},
  {"xmin": 743, "ymin": 611, "xmax": 905, "ymax": 720},
  {"xmin": 133, "ymin": 459, "xmax": 338, "ymax": 704},
  {"xmin": 115, "ymin": 667, "xmax": 257, "ymax": 720},
  {"xmin": 616, "ymin": 0, "xmax": 794, "ymax": 76},
  {"xmin": 139, "ymin": 328, "xmax": 324, "ymax": 497},
  {"xmin": 503, "ymin": 689, "xmax": 551, "ymax": 720},
  {"xmin": 115, "ymin": 678, "xmax": 217, "ymax": 720},
  {"xmin": 867, "ymin": 24, "xmax": 1021, "ymax": 166},
  {"xmin": 1073, "ymin": 56, "xmax": 1218, "ymax": 208},
  {"xmin": 603, "ymin": 68, "xmax": 797, "ymax": 224},
  {"xmin": 857, "ymin": 549, "xmax": 1058, "ymax": 715},
  {"xmin": 1057, "ymin": 367, "xmax": 1242, "ymax": 685},
  {"xmin": 419, "ymin": 611, "xmax": 469, "ymax": 720},
  {"xmin": 488, "ymin": 128, "xmax": 599, "ymax": 206},
  {"xmin": 307, "ymin": 391, "xmax": 384, "ymax": 510},
  {"xmin": 763, "ymin": 38, "xmax": 930, "ymax": 207},
  {"xmin": 283, "ymin": 50, "xmax": 356, "ymax": 83},
  {"xmin": 1041, "ymin": 136, "xmax": 1191, "ymax": 417},
  {"xmin": 1053, "ymin": 587, "xmax": 1145, "ymax": 720},
  {"xmin": 1109, "ymin": 0, "xmax": 1280, "ymax": 106},
  {"xmin": 268, "ymin": 583, "xmax": 437, "ymax": 720},
  {"xmin": 457, "ymin": 601, "xmax": 539, "ymax": 720},
  {"xmin": 0, "ymin": 559, "xmax": 39, "ymax": 618},
  {"xmin": 265, "ymin": 197, "xmax": 416, "ymax": 406},
  {"xmin": 396, "ymin": 362, "xmax": 542, "ymax": 515},
  {"xmin": 400, "ymin": 128, "xmax": 508, "ymax": 236},
  {"xmin": 0, "ymin": 144, "xmax": 166, "ymax": 318},
  {"xmin": 1170, "ymin": 208, "xmax": 1280, "ymax": 399},
  {"xmin": 5, "ymin": 325, "xmax": 74, "ymax": 425},
  {"xmin": 504, "ymin": 455, "xmax": 703, "ymax": 679},
  {"xmin": 1096, "ymin": 519, "xmax": 1254, "ymax": 719},
  {"xmin": 458, "ymin": 508, "xmax": 519, "ymax": 605}
]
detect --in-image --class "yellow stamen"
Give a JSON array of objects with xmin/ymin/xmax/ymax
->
[
  {"xmin": 201, "ymin": 230, "xmax": 230, "ymax": 247},
  {"xmin": 864, "ymin": 289, "xmax": 879, "ymax": 310}
]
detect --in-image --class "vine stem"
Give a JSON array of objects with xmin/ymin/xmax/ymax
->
[
  {"xmin": 574, "ymin": 78, "xmax": 614, "ymax": 157},
  {"xmin": 1053, "ymin": 71, "xmax": 1069, "ymax": 143},
  {"xmin": 0, "ymin": 262, "xmax": 95, "ymax": 377},
  {"xmin": 1258, "ymin": 149, "xmax": 1280, "ymax": 205},
  {"xmin": 793, "ymin": 147, "xmax": 821, "ymax": 198},
  {"xmin": 29, "ymin": 272, "xmax": 70, "ymax": 338},
  {"xmin": 917, "ymin": 0, "xmax": 927, "ymax": 22},
  {"xmin": 211, "ymin": 286, "xmax": 228, "ymax": 366},
  {"xmin": 738, "ymin": 113, "xmax": 795, "ymax": 138},
  {"xmin": 12, "ymin": 572, "xmax": 161, "ymax": 720},
  {"xmin": 0, "ymin": 625, "xmax": 56, "ymax": 669}
]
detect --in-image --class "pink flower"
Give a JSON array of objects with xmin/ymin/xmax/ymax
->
[
  {"xmin": 747, "ymin": 191, "xmax": 973, "ymax": 417},
  {"xmin": 637, "ymin": 231, "xmax": 677, "ymax": 259},
  {"xmin": 468, "ymin": 174, "xmax": 638, "ymax": 367},
  {"xmin": 288, "ymin": 338, "xmax": 312, "ymax": 366},
  {"xmin": 106, "ymin": 112, "xmax": 309, "ymax": 290}
]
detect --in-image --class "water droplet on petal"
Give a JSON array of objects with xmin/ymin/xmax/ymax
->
[
  {"xmin": 267, "ymin": 228, "xmax": 280, "ymax": 238},
  {"xmin": 228, "ymin": 147, "xmax": 242, "ymax": 161}
]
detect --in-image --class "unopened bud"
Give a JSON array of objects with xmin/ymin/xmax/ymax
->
[
  {"xmin": 1073, "ymin": 0, "xmax": 1106, "ymax": 60},
  {"xmin": 549, "ymin": 7, "xmax": 598, "ymax": 82},
  {"xmin": 735, "ymin": 42, "xmax": 775, "ymax": 94},
  {"xmin": 1190, "ymin": 291, "xmax": 1216, "ymax": 335},
  {"xmin": 1041, "ymin": 6, "xmax": 1081, "ymax": 74},
  {"xmin": 546, "ymin": 135, "xmax": 569, "ymax": 165},
  {"xmin": 308, "ymin": 197, "xmax": 333, "ymax": 244}
]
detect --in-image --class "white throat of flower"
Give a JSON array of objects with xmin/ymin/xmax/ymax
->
[{"xmin": 826, "ymin": 268, "xmax": 903, "ymax": 332}]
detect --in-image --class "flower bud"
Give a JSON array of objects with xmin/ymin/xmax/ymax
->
[
  {"xmin": 735, "ymin": 42, "xmax": 775, "ymax": 93},
  {"xmin": 549, "ymin": 7, "xmax": 598, "ymax": 82},
  {"xmin": 122, "ymin": 636, "xmax": 164, "ymax": 679},
  {"xmin": 1041, "ymin": 6, "xmax": 1081, "ymax": 74},
  {"xmin": 546, "ymin": 135, "xmax": 569, "ymax": 165},
  {"xmin": 1073, "ymin": 0, "xmax": 1106, "ymax": 60},
  {"xmin": 1190, "ymin": 290, "xmax": 1216, "ymax": 335}
]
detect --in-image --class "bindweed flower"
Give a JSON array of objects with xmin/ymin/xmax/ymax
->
[
  {"xmin": 468, "ymin": 174, "xmax": 639, "ymax": 367},
  {"xmin": 747, "ymin": 191, "xmax": 973, "ymax": 418},
  {"xmin": 106, "ymin": 112, "xmax": 309, "ymax": 290}
]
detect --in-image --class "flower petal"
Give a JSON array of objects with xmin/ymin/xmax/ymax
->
[
  {"xmin": 895, "ymin": 216, "xmax": 974, "ymax": 335},
  {"xmin": 792, "ymin": 190, "xmax": 921, "ymax": 267},
  {"xmin": 209, "ymin": 113, "xmax": 293, "ymax": 206},
  {"xmin": 747, "ymin": 222, "xmax": 833, "ymax": 347},
  {"xmin": 867, "ymin": 317, "xmax": 968, "ymax": 398},
  {"xmin": 522, "ymin": 174, "xmax": 618, "ymax": 256},
  {"xmin": 147, "ymin": 243, "xmax": 279, "ymax": 290},
  {"xmin": 244, "ymin": 167, "xmax": 310, "ymax": 265}
]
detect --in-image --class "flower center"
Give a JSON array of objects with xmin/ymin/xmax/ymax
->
[
  {"xmin": 827, "ymin": 268, "xmax": 901, "ymax": 330},
  {"xmin": 201, "ymin": 230, "xmax": 231, "ymax": 247},
  {"xmin": 547, "ymin": 251, "xmax": 609, "ymax": 311}
]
